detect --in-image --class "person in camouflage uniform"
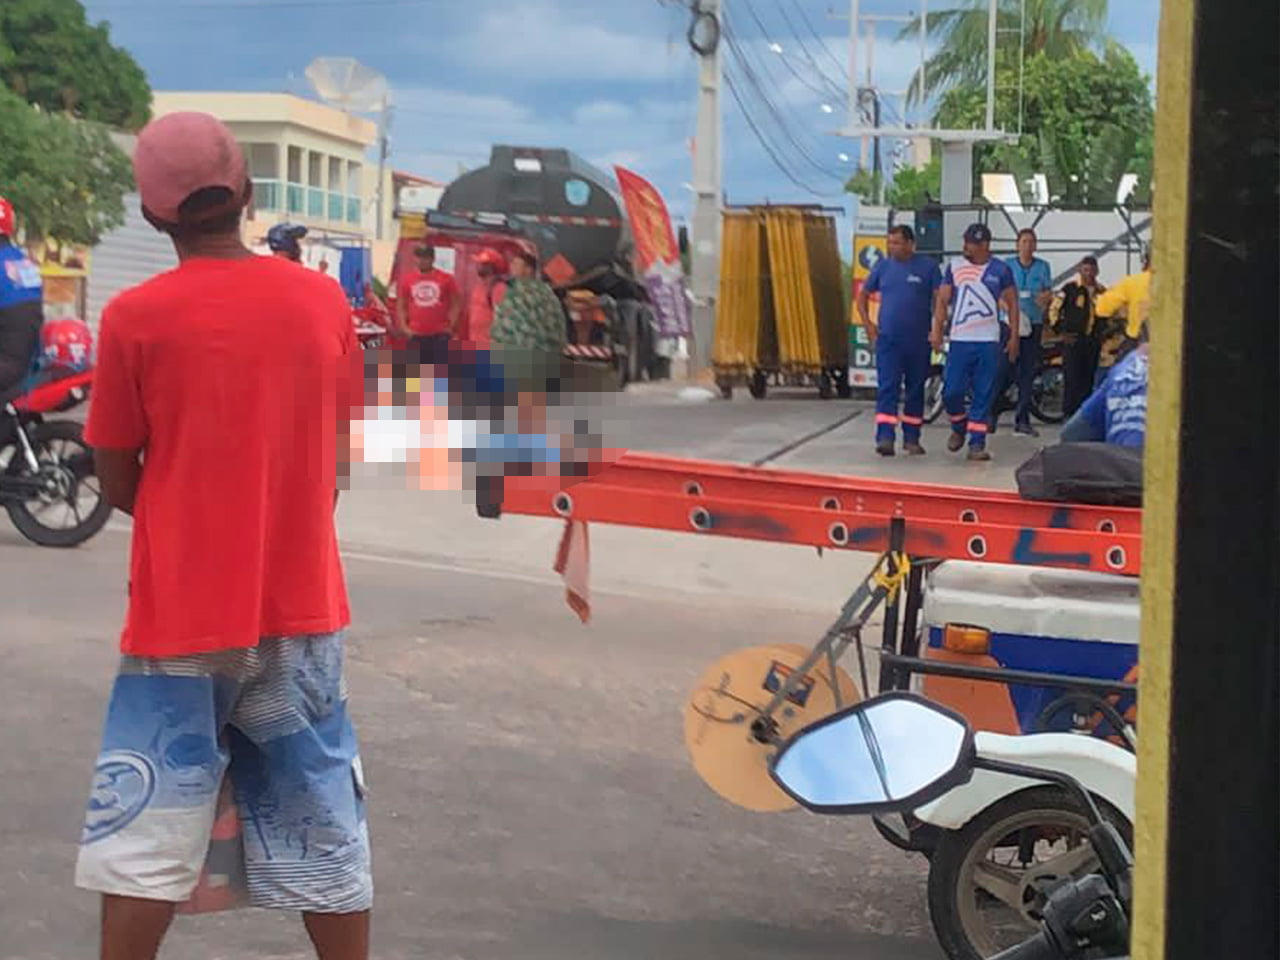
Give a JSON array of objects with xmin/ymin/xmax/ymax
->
[
  {"xmin": 491, "ymin": 251, "xmax": 566, "ymax": 354},
  {"xmin": 490, "ymin": 251, "xmax": 567, "ymax": 432}
]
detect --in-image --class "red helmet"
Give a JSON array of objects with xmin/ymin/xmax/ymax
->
[
  {"xmin": 0, "ymin": 196, "xmax": 14, "ymax": 238},
  {"xmin": 474, "ymin": 248, "xmax": 507, "ymax": 272},
  {"xmin": 41, "ymin": 318, "xmax": 94, "ymax": 373}
]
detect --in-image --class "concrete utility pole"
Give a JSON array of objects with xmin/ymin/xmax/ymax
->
[{"xmin": 688, "ymin": 0, "xmax": 723, "ymax": 378}]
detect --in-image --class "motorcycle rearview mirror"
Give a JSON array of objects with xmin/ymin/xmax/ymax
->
[{"xmin": 768, "ymin": 692, "xmax": 976, "ymax": 815}]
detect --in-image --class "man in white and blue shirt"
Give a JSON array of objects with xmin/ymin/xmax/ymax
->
[
  {"xmin": 1000, "ymin": 228, "xmax": 1054, "ymax": 436},
  {"xmin": 931, "ymin": 223, "xmax": 1021, "ymax": 461}
]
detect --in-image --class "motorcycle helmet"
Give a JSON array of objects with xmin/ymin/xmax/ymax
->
[
  {"xmin": 40, "ymin": 318, "xmax": 94, "ymax": 374},
  {"xmin": 267, "ymin": 222, "xmax": 308, "ymax": 260},
  {"xmin": 0, "ymin": 196, "xmax": 14, "ymax": 238}
]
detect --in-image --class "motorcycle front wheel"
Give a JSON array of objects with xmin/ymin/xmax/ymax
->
[
  {"xmin": 5, "ymin": 420, "xmax": 113, "ymax": 548},
  {"xmin": 926, "ymin": 786, "xmax": 1132, "ymax": 960},
  {"xmin": 1030, "ymin": 365, "xmax": 1067, "ymax": 424}
]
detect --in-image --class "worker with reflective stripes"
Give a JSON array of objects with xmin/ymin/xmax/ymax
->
[
  {"xmin": 857, "ymin": 225, "xmax": 941, "ymax": 457},
  {"xmin": 932, "ymin": 223, "xmax": 1021, "ymax": 462}
]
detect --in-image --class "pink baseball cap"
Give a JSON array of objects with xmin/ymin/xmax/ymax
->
[{"xmin": 133, "ymin": 112, "xmax": 249, "ymax": 224}]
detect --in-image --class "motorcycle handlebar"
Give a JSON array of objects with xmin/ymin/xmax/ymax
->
[{"xmin": 990, "ymin": 932, "xmax": 1059, "ymax": 960}]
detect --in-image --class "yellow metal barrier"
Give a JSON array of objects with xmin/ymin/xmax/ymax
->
[{"xmin": 713, "ymin": 206, "xmax": 848, "ymax": 396}]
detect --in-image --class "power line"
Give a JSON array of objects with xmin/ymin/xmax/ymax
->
[
  {"xmin": 723, "ymin": 72, "xmax": 842, "ymax": 199},
  {"xmin": 92, "ymin": 0, "xmax": 451, "ymax": 9},
  {"xmin": 774, "ymin": 0, "xmax": 849, "ymax": 99},
  {"xmin": 735, "ymin": 0, "xmax": 842, "ymax": 103},
  {"xmin": 721, "ymin": 19, "xmax": 845, "ymax": 183},
  {"xmin": 785, "ymin": 0, "xmax": 850, "ymax": 81}
]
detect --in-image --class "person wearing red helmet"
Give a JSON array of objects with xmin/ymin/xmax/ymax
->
[
  {"xmin": 0, "ymin": 196, "xmax": 44, "ymax": 405},
  {"xmin": 467, "ymin": 247, "xmax": 508, "ymax": 350}
]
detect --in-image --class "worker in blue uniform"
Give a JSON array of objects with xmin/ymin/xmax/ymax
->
[
  {"xmin": 856, "ymin": 224, "xmax": 941, "ymax": 457},
  {"xmin": 998, "ymin": 228, "xmax": 1054, "ymax": 436},
  {"xmin": 1060, "ymin": 343, "xmax": 1149, "ymax": 449},
  {"xmin": 931, "ymin": 223, "xmax": 1021, "ymax": 462},
  {"xmin": 0, "ymin": 195, "xmax": 44, "ymax": 405}
]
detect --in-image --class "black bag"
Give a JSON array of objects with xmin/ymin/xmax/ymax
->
[
  {"xmin": 1056, "ymin": 281, "xmax": 1094, "ymax": 337},
  {"xmin": 1016, "ymin": 442, "xmax": 1143, "ymax": 507}
]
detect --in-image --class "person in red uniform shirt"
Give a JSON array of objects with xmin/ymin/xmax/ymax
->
[
  {"xmin": 76, "ymin": 112, "xmax": 371, "ymax": 960},
  {"xmin": 466, "ymin": 248, "xmax": 508, "ymax": 350},
  {"xmin": 394, "ymin": 243, "xmax": 459, "ymax": 365}
]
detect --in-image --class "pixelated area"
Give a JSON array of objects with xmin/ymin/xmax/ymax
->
[{"xmin": 338, "ymin": 343, "xmax": 623, "ymax": 510}]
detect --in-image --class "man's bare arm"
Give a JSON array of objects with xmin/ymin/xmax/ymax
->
[
  {"xmin": 95, "ymin": 447, "xmax": 143, "ymax": 516},
  {"xmin": 1002, "ymin": 287, "xmax": 1022, "ymax": 360},
  {"xmin": 855, "ymin": 286, "xmax": 876, "ymax": 342},
  {"xmin": 448, "ymin": 294, "xmax": 462, "ymax": 337},
  {"xmin": 931, "ymin": 284, "xmax": 953, "ymax": 349},
  {"xmin": 395, "ymin": 294, "xmax": 410, "ymax": 338}
]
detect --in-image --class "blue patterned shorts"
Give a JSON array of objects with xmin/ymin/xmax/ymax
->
[{"xmin": 74, "ymin": 632, "xmax": 371, "ymax": 913}]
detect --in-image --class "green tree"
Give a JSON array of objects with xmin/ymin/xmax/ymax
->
[
  {"xmin": 935, "ymin": 48, "xmax": 1153, "ymax": 206},
  {"xmin": 0, "ymin": 86, "xmax": 134, "ymax": 245},
  {"xmin": 845, "ymin": 157, "xmax": 942, "ymax": 210},
  {"xmin": 0, "ymin": 0, "xmax": 151, "ymax": 131},
  {"xmin": 902, "ymin": 0, "xmax": 1108, "ymax": 102}
]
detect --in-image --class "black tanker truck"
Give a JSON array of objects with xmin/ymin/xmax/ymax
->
[{"xmin": 436, "ymin": 145, "xmax": 669, "ymax": 383}]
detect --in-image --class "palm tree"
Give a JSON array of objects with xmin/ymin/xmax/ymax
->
[{"xmin": 901, "ymin": 0, "xmax": 1109, "ymax": 104}]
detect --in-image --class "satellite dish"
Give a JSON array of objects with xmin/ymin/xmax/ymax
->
[{"xmin": 305, "ymin": 57, "xmax": 388, "ymax": 114}]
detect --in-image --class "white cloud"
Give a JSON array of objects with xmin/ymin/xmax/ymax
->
[
  {"xmin": 442, "ymin": 2, "xmax": 682, "ymax": 83},
  {"xmin": 572, "ymin": 100, "xmax": 636, "ymax": 126}
]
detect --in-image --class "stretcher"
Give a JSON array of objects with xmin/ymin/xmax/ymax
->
[{"xmin": 497, "ymin": 451, "xmax": 1144, "ymax": 812}]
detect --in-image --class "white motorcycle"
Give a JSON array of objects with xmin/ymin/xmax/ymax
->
[{"xmin": 772, "ymin": 692, "xmax": 1135, "ymax": 960}]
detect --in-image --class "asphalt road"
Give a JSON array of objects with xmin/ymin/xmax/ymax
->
[{"xmin": 2, "ymin": 387, "xmax": 1053, "ymax": 959}]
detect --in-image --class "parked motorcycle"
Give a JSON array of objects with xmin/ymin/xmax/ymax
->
[
  {"xmin": 1, "ymin": 370, "xmax": 112, "ymax": 547},
  {"xmin": 923, "ymin": 340, "xmax": 1067, "ymax": 427},
  {"xmin": 770, "ymin": 692, "xmax": 1134, "ymax": 960}
]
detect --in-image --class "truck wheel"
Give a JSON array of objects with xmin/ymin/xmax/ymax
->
[{"xmin": 926, "ymin": 787, "xmax": 1132, "ymax": 960}]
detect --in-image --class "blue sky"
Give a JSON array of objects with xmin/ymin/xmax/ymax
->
[{"xmin": 82, "ymin": 0, "xmax": 1160, "ymax": 227}]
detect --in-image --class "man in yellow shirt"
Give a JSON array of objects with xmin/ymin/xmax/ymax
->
[{"xmin": 1093, "ymin": 249, "xmax": 1151, "ymax": 380}]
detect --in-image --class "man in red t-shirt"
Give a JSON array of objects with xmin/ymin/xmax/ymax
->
[
  {"xmin": 75, "ymin": 112, "xmax": 371, "ymax": 960},
  {"xmin": 394, "ymin": 243, "xmax": 459, "ymax": 365}
]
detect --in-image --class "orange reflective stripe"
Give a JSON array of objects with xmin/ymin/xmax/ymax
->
[
  {"xmin": 901, "ymin": 415, "xmax": 924, "ymax": 426},
  {"xmin": 969, "ymin": 422, "xmax": 989, "ymax": 434},
  {"xmin": 875, "ymin": 414, "xmax": 899, "ymax": 425}
]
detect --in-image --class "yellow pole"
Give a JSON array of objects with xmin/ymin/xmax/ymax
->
[{"xmin": 1131, "ymin": 0, "xmax": 1196, "ymax": 955}]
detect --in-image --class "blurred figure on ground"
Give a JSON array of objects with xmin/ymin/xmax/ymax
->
[
  {"xmin": 857, "ymin": 224, "xmax": 941, "ymax": 457},
  {"xmin": 1050, "ymin": 255, "xmax": 1107, "ymax": 416},
  {"xmin": 76, "ymin": 111, "xmax": 370, "ymax": 960},
  {"xmin": 932, "ymin": 223, "xmax": 1021, "ymax": 463},
  {"xmin": 395, "ymin": 243, "xmax": 460, "ymax": 365},
  {"xmin": 998, "ymin": 228, "xmax": 1054, "ymax": 437}
]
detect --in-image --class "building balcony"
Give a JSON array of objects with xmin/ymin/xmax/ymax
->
[
  {"xmin": 307, "ymin": 187, "xmax": 326, "ymax": 219},
  {"xmin": 255, "ymin": 180, "xmax": 364, "ymax": 229},
  {"xmin": 252, "ymin": 179, "xmax": 282, "ymax": 212}
]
